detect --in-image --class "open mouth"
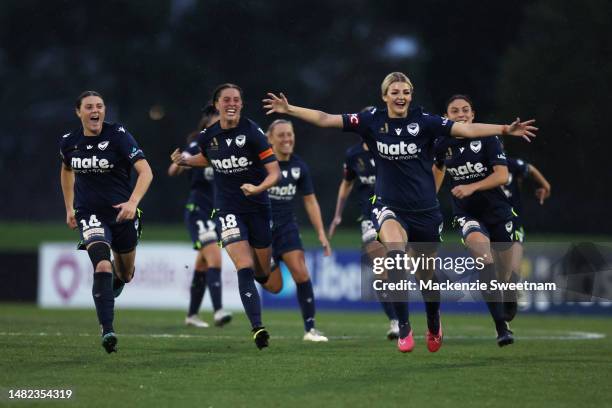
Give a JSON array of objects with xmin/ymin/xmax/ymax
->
[
  {"xmin": 90, "ymin": 115, "xmax": 100, "ymax": 125},
  {"xmin": 226, "ymin": 108, "xmax": 237, "ymax": 115},
  {"xmin": 394, "ymin": 100, "xmax": 407, "ymax": 108}
]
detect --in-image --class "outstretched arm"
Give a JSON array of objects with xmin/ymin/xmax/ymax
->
[
  {"xmin": 451, "ymin": 118, "xmax": 538, "ymax": 142},
  {"xmin": 304, "ymin": 194, "xmax": 332, "ymax": 256},
  {"xmin": 527, "ymin": 164, "xmax": 551, "ymax": 204},
  {"xmin": 328, "ymin": 179, "xmax": 354, "ymax": 238},
  {"xmin": 451, "ymin": 165, "xmax": 509, "ymax": 199},
  {"xmin": 263, "ymin": 92, "xmax": 343, "ymax": 128}
]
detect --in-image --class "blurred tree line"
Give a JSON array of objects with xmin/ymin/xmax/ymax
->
[{"xmin": 0, "ymin": 0, "xmax": 609, "ymax": 234}]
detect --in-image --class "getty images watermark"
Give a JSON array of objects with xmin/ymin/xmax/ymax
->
[
  {"xmin": 371, "ymin": 252, "xmax": 555, "ymax": 293},
  {"xmin": 360, "ymin": 242, "xmax": 612, "ymax": 303}
]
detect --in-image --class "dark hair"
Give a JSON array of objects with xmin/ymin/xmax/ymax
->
[
  {"xmin": 187, "ymin": 104, "xmax": 219, "ymax": 143},
  {"xmin": 211, "ymin": 83, "xmax": 243, "ymax": 104},
  {"xmin": 445, "ymin": 94, "xmax": 474, "ymax": 112},
  {"xmin": 75, "ymin": 90, "xmax": 103, "ymax": 109}
]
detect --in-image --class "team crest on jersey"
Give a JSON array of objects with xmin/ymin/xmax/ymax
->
[
  {"xmin": 407, "ymin": 123, "xmax": 420, "ymax": 136},
  {"xmin": 470, "ymin": 141, "xmax": 482, "ymax": 153},
  {"xmin": 236, "ymin": 134, "xmax": 246, "ymax": 147},
  {"xmin": 379, "ymin": 123, "xmax": 389, "ymax": 133},
  {"xmin": 98, "ymin": 141, "xmax": 109, "ymax": 150},
  {"xmin": 291, "ymin": 167, "xmax": 301, "ymax": 179},
  {"xmin": 282, "ymin": 170, "xmax": 288, "ymax": 178},
  {"xmin": 445, "ymin": 147, "xmax": 452, "ymax": 160},
  {"xmin": 505, "ymin": 221, "xmax": 513, "ymax": 233},
  {"xmin": 357, "ymin": 158, "xmax": 365, "ymax": 171}
]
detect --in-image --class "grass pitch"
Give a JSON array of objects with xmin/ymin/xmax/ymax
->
[{"xmin": 1, "ymin": 305, "xmax": 611, "ymax": 407}]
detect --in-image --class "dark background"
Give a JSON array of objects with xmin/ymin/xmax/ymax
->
[{"xmin": 1, "ymin": 0, "xmax": 610, "ymax": 234}]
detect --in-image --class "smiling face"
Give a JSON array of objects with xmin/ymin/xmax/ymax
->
[
  {"xmin": 268, "ymin": 121, "xmax": 295, "ymax": 159},
  {"xmin": 214, "ymin": 87, "xmax": 243, "ymax": 127},
  {"xmin": 76, "ymin": 95, "xmax": 105, "ymax": 136},
  {"xmin": 446, "ymin": 98, "xmax": 475, "ymax": 124},
  {"xmin": 382, "ymin": 81, "xmax": 412, "ymax": 118}
]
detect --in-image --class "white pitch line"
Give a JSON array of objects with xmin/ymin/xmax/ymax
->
[{"xmin": 0, "ymin": 331, "xmax": 605, "ymax": 341}]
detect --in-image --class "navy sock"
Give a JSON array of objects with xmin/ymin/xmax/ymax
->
[
  {"xmin": 296, "ymin": 280, "xmax": 316, "ymax": 331},
  {"xmin": 479, "ymin": 263, "xmax": 504, "ymax": 325},
  {"xmin": 393, "ymin": 302, "xmax": 411, "ymax": 337},
  {"xmin": 188, "ymin": 270, "xmax": 207, "ymax": 316},
  {"xmin": 92, "ymin": 272, "xmax": 114, "ymax": 335},
  {"xmin": 375, "ymin": 290, "xmax": 397, "ymax": 320},
  {"xmin": 420, "ymin": 274, "xmax": 441, "ymax": 333},
  {"xmin": 237, "ymin": 268, "xmax": 262, "ymax": 328},
  {"xmin": 206, "ymin": 267, "xmax": 222, "ymax": 312},
  {"xmin": 385, "ymin": 250, "xmax": 411, "ymax": 336}
]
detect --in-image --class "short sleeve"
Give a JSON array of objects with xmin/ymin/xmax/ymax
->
[
  {"xmin": 423, "ymin": 113, "xmax": 454, "ymax": 142},
  {"xmin": 116, "ymin": 126, "xmax": 145, "ymax": 164},
  {"xmin": 342, "ymin": 110, "xmax": 374, "ymax": 135},
  {"xmin": 196, "ymin": 130, "xmax": 209, "ymax": 158},
  {"xmin": 514, "ymin": 158, "xmax": 530, "ymax": 178},
  {"xmin": 486, "ymin": 136, "xmax": 507, "ymax": 166},
  {"xmin": 343, "ymin": 160, "xmax": 356, "ymax": 181},
  {"xmin": 433, "ymin": 145, "xmax": 446, "ymax": 170},
  {"xmin": 250, "ymin": 124, "xmax": 276, "ymax": 164},
  {"xmin": 59, "ymin": 133, "xmax": 72, "ymax": 167},
  {"xmin": 297, "ymin": 162, "xmax": 315, "ymax": 195},
  {"xmin": 185, "ymin": 141, "xmax": 200, "ymax": 156}
]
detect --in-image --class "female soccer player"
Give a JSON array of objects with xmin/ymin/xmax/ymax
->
[
  {"xmin": 433, "ymin": 94, "xmax": 524, "ymax": 346},
  {"xmin": 266, "ymin": 119, "xmax": 330, "ymax": 342},
  {"xmin": 172, "ymin": 83, "xmax": 281, "ymax": 350},
  {"xmin": 501, "ymin": 153, "xmax": 551, "ymax": 283},
  {"xmin": 167, "ymin": 105, "xmax": 232, "ymax": 328},
  {"xmin": 60, "ymin": 91, "xmax": 153, "ymax": 353},
  {"xmin": 263, "ymin": 72, "xmax": 536, "ymax": 353},
  {"xmin": 328, "ymin": 133, "xmax": 399, "ymax": 341}
]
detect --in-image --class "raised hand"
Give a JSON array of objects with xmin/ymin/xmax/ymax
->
[
  {"xmin": 503, "ymin": 118, "xmax": 538, "ymax": 142},
  {"xmin": 263, "ymin": 92, "xmax": 290, "ymax": 115}
]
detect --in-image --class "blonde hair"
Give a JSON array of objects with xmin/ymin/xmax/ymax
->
[
  {"xmin": 266, "ymin": 119, "xmax": 293, "ymax": 136},
  {"xmin": 380, "ymin": 72, "xmax": 413, "ymax": 96}
]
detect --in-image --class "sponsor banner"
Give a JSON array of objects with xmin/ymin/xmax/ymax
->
[{"xmin": 38, "ymin": 243, "xmax": 243, "ymax": 310}]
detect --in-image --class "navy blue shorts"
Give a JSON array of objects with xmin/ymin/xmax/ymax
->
[
  {"xmin": 371, "ymin": 202, "xmax": 443, "ymax": 244},
  {"xmin": 453, "ymin": 214, "xmax": 517, "ymax": 243},
  {"xmin": 184, "ymin": 203, "xmax": 218, "ymax": 249},
  {"xmin": 214, "ymin": 207, "xmax": 272, "ymax": 249},
  {"xmin": 76, "ymin": 208, "xmax": 142, "ymax": 253},
  {"xmin": 272, "ymin": 221, "xmax": 304, "ymax": 264}
]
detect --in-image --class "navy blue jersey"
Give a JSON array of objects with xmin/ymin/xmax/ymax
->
[
  {"xmin": 502, "ymin": 157, "xmax": 530, "ymax": 221},
  {"xmin": 343, "ymin": 143, "xmax": 376, "ymax": 217},
  {"xmin": 268, "ymin": 154, "xmax": 314, "ymax": 226},
  {"xmin": 59, "ymin": 122, "xmax": 145, "ymax": 219},
  {"xmin": 184, "ymin": 141, "xmax": 215, "ymax": 210},
  {"xmin": 342, "ymin": 107, "xmax": 454, "ymax": 211},
  {"xmin": 197, "ymin": 117, "xmax": 276, "ymax": 213},
  {"xmin": 436, "ymin": 136, "xmax": 512, "ymax": 224}
]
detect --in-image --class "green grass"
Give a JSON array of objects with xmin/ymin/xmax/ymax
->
[
  {"xmin": 0, "ymin": 305, "xmax": 611, "ymax": 407},
  {"xmin": 2, "ymin": 221, "xmax": 611, "ymax": 251}
]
